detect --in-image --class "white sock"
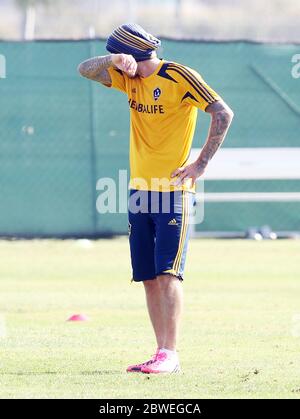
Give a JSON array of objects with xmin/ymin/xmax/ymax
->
[{"xmin": 160, "ymin": 348, "xmax": 178, "ymax": 359}]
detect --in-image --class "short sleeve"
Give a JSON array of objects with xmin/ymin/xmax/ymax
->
[
  {"xmin": 178, "ymin": 66, "xmax": 221, "ymax": 111},
  {"xmin": 107, "ymin": 67, "xmax": 127, "ymax": 93}
]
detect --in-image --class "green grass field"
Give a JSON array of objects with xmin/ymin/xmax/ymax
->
[{"xmin": 0, "ymin": 238, "xmax": 300, "ymax": 399}]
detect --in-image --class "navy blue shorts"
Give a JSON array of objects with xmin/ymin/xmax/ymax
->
[{"xmin": 128, "ymin": 189, "xmax": 195, "ymax": 282}]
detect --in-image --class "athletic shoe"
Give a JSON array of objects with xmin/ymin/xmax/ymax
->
[
  {"xmin": 126, "ymin": 349, "xmax": 159, "ymax": 373},
  {"xmin": 141, "ymin": 350, "xmax": 180, "ymax": 374}
]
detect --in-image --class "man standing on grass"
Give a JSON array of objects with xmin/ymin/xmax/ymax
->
[{"xmin": 78, "ymin": 23, "xmax": 233, "ymax": 374}]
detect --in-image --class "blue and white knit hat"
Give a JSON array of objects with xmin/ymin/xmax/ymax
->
[{"xmin": 106, "ymin": 23, "xmax": 161, "ymax": 62}]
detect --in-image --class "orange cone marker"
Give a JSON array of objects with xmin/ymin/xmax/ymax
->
[{"xmin": 67, "ymin": 314, "xmax": 89, "ymax": 322}]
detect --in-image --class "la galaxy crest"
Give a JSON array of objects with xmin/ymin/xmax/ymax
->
[{"xmin": 153, "ymin": 87, "xmax": 161, "ymax": 101}]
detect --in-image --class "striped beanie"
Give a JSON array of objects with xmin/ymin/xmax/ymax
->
[{"xmin": 106, "ymin": 23, "xmax": 161, "ymax": 62}]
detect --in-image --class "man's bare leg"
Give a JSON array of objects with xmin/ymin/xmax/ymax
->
[
  {"xmin": 143, "ymin": 279, "xmax": 165, "ymax": 349},
  {"xmin": 143, "ymin": 274, "xmax": 183, "ymax": 351},
  {"xmin": 156, "ymin": 274, "xmax": 183, "ymax": 351},
  {"xmin": 140, "ymin": 274, "xmax": 182, "ymax": 374}
]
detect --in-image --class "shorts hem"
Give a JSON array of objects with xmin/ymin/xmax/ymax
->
[
  {"xmin": 156, "ymin": 271, "xmax": 184, "ymax": 281},
  {"xmin": 131, "ymin": 276, "xmax": 156, "ymax": 283}
]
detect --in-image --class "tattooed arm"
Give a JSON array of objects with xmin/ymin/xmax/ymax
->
[
  {"xmin": 197, "ymin": 101, "xmax": 234, "ymax": 170},
  {"xmin": 78, "ymin": 53, "xmax": 137, "ymax": 86},
  {"xmin": 171, "ymin": 100, "xmax": 234, "ymax": 186},
  {"xmin": 78, "ymin": 55, "xmax": 113, "ymax": 86}
]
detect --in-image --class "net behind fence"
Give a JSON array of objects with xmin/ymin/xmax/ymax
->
[{"xmin": 0, "ymin": 40, "xmax": 299, "ymax": 237}]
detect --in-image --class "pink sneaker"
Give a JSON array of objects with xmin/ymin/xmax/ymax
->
[
  {"xmin": 141, "ymin": 350, "xmax": 180, "ymax": 374},
  {"xmin": 126, "ymin": 350, "xmax": 159, "ymax": 373}
]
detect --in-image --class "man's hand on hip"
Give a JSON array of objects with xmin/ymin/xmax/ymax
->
[{"xmin": 171, "ymin": 162, "xmax": 206, "ymax": 187}]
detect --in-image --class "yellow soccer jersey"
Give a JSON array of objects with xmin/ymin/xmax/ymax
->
[{"xmin": 107, "ymin": 60, "xmax": 221, "ymax": 192}]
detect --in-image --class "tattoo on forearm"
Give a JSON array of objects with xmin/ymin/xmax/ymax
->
[
  {"xmin": 197, "ymin": 104, "xmax": 233, "ymax": 170},
  {"xmin": 78, "ymin": 55, "xmax": 113, "ymax": 85}
]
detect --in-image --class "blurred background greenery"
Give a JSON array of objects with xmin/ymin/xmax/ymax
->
[{"xmin": 0, "ymin": 0, "xmax": 299, "ymax": 42}]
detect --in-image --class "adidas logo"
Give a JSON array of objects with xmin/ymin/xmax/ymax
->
[{"xmin": 168, "ymin": 218, "xmax": 178, "ymax": 226}]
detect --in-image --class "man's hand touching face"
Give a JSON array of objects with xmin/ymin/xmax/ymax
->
[{"xmin": 111, "ymin": 54, "xmax": 138, "ymax": 78}]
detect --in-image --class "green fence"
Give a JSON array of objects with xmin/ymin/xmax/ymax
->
[{"xmin": 0, "ymin": 40, "xmax": 299, "ymax": 236}]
